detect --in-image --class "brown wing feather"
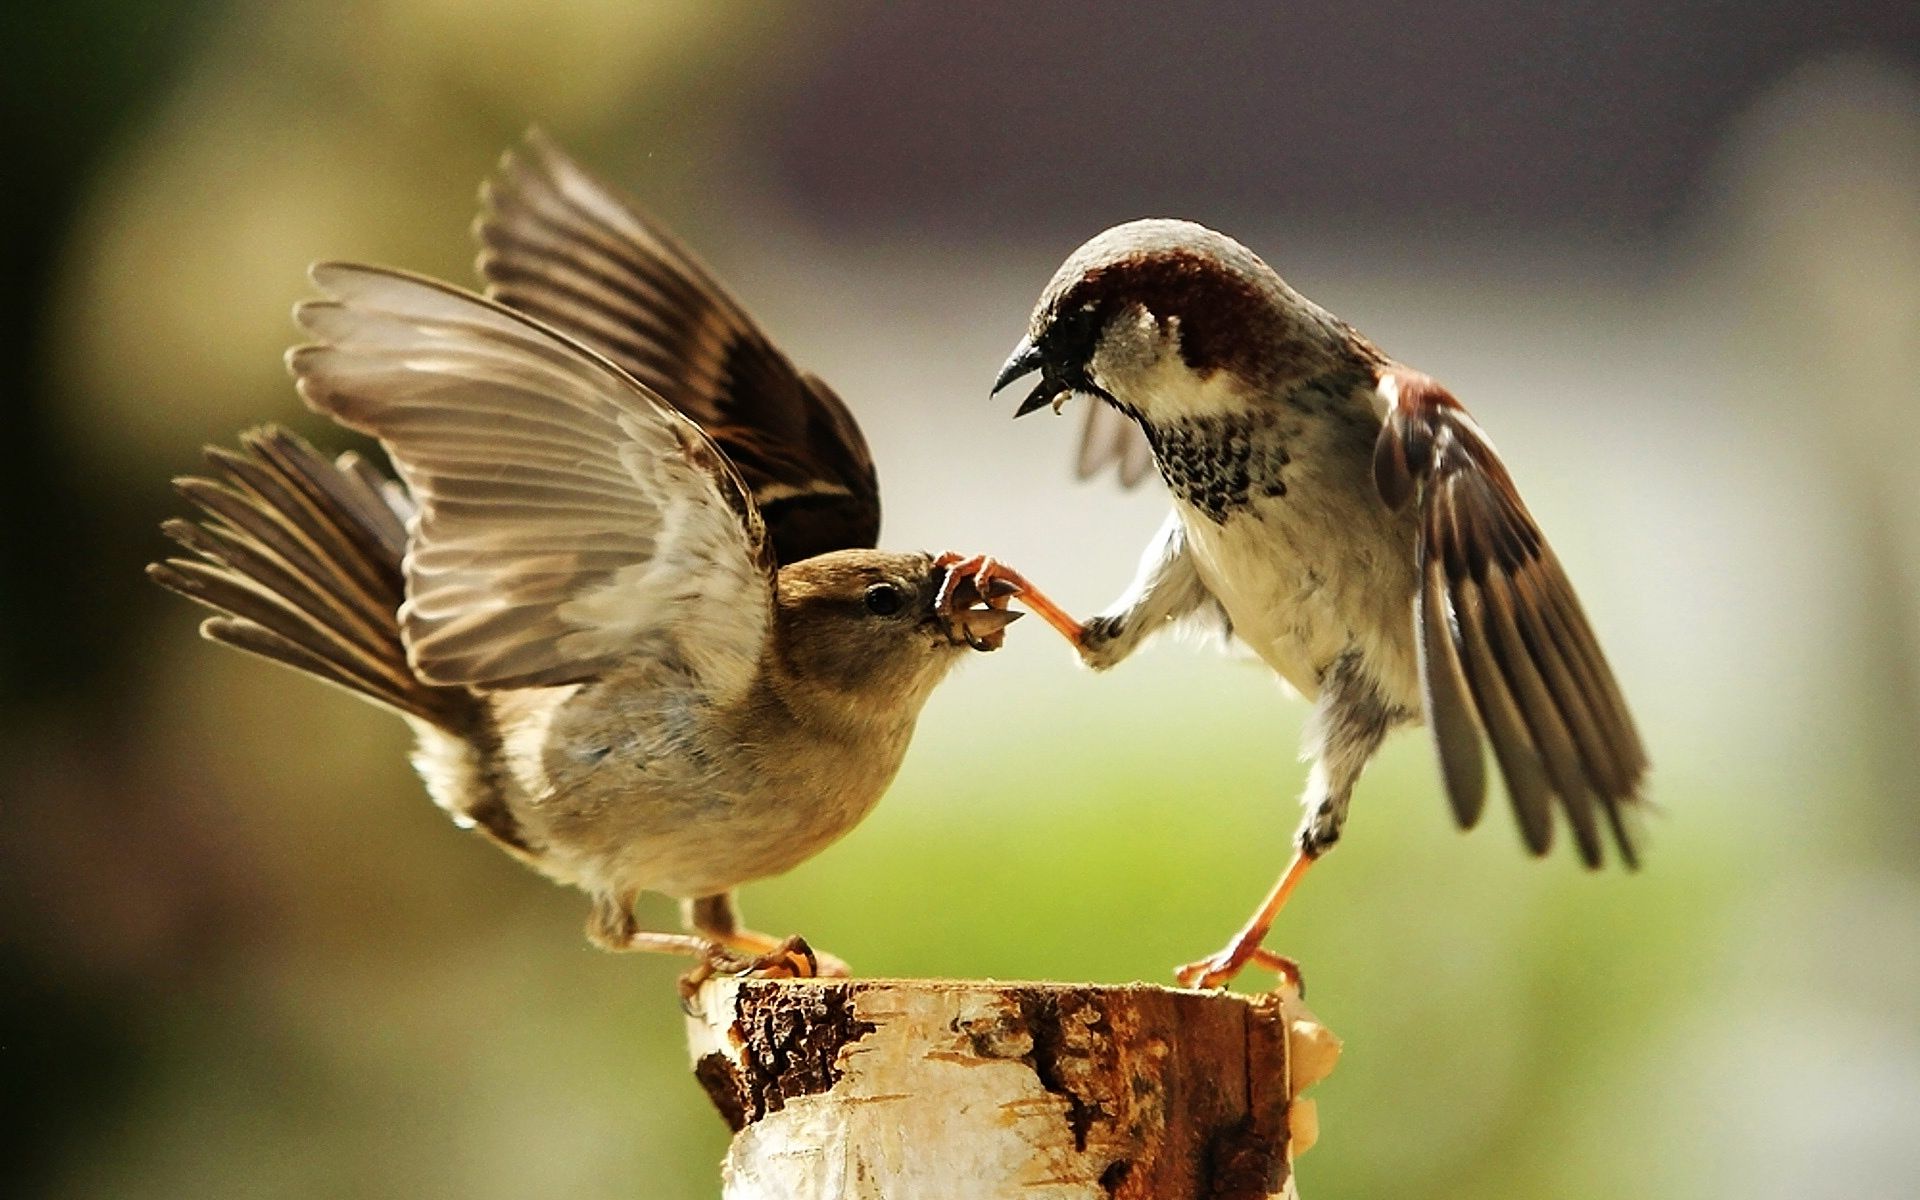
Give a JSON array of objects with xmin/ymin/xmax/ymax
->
[
  {"xmin": 474, "ymin": 129, "xmax": 880, "ymax": 563},
  {"xmin": 1378, "ymin": 370, "xmax": 1646, "ymax": 867},
  {"xmin": 148, "ymin": 426, "xmax": 470, "ymax": 729},
  {"xmin": 1416, "ymin": 533, "xmax": 1488, "ymax": 830},
  {"xmin": 1077, "ymin": 402, "xmax": 1158, "ymax": 487},
  {"xmin": 287, "ymin": 262, "xmax": 777, "ymax": 702}
]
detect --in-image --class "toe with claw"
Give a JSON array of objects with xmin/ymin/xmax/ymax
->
[
  {"xmin": 677, "ymin": 934, "xmax": 850, "ymax": 1003},
  {"xmin": 1175, "ymin": 941, "xmax": 1304, "ymax": 994},
  {"xmin": 933, "ymin": 552, "xmax": 1085, "ymax": 646},
  {"xmin": 931, "ymin": 553, "xmax": 1029, "ymax": 651}
]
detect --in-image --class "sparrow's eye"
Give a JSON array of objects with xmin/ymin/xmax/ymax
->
[{"xmin": 863, "ymin": 582, "xmax": 904, "ymax": 616}]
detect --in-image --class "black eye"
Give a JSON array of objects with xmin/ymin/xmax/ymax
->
[{"xmin": 863, "ymin": 582, "xmax": 904, "ymax": 616}]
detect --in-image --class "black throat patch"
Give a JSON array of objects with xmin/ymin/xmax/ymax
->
[
  {"xmin": 1128, "ymin": 363, "xmax": 1380, "ymax": 523},
  {"xmin": 1138, "ymin": 411, "xmax": 1292, "ymax": 523}
]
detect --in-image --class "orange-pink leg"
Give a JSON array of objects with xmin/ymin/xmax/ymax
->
[
  {"xmin": 1174, "ymin": 850, "xmax": 1315, "ymax": 991},
  {"xmin": 933, "ymin": 553, "xmax": 1086, "ymax": 645},
  {"xmin": 681, "ymin": 894, "xmax": 850, "ymax": 996}
]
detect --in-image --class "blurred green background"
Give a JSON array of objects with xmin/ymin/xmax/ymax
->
[{"xmin": 5, "ymin": 2, "xmax": 1919, "ymax": 1197}]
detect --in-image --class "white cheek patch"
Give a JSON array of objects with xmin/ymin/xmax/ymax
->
[
  {"xmin": 1090, "ymin": 307, "xmax": 1260, "ymax": 421},
  {"xmin": 1092, "ymin": 307, "xmax": 1173, "ymax": 383},
  {"xmin": 1374, "ymin": 372, "xmax": 1400, "ymax": 419}
]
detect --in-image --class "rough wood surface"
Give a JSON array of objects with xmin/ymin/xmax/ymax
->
[{"xmin": 685, "ymin": 978, "xmax": 1339, "ymax": 1200}]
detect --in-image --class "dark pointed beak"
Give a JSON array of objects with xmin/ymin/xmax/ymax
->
[
  {"xmin": 991, "ymin": 336, "xmax": 1044, "ymax": 395},
  {"xmin": 951, "ymin": 606, "xmax": 1023, "ymax": 651},
  {"xmin": 1012, "ymin": 378, "xmax": 1070, "ymax": 417},
  {"xmin": 992, "ymin": 334, "xmax": 1076, "ymax": 417}
]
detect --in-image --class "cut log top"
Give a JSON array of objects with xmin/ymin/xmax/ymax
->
[{"xmin": 686, "ymin": 978, "xmax": 1340, "ymax": 1200}]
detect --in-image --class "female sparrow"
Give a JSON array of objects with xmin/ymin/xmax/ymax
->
[{"xmin": 151, "ymin": 191, "xmax": 1032, "ymax": 986}]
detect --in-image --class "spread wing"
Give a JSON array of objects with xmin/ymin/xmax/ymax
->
[
  {"xmin": 1373, "ymin": 369, "xmax": 1648, "ymax": 867},
  {"xmin": 287, "ymin": 262, "xmax": 775, "ymax": 702},
  {"xmin": 473, "ymin": 129, "xmax": 880, "ymax": 564},
  {"xmin": 1076, "ymin": 403, "xmax": 1157, "ymax": 487}
]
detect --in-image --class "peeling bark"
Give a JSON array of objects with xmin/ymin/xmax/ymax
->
[{"xmin": 685, "ymin": 979, "xmax": 1338, "ymax": 1199}]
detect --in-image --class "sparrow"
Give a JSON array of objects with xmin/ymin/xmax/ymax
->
[
  {"xmin": 148, "ymin": 148, "xmax": 1039, "ymax": 988},
  {"xmin": 992, "ymin": 219, "xmax": 1648, "ymax": 989}
]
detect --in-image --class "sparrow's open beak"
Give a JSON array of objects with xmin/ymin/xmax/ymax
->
[
  {"xmin": 948, "ymin": 606, "xmax": 1023, "ymax": 652},
  {"xmin": 992, "ymin": 336, "xmax": 1043, "ymax": 393},
  {"xmin": 991, "ymin": 336, "xmax": 1070, "ymax": 418}
]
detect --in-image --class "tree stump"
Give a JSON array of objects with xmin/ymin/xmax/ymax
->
[{"xmin": 685, "ymin": 978, "xmax": 1339, "ymax": 1200}]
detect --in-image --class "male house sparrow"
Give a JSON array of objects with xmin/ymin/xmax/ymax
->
[
  {"xmin": 150, "ymin": 160, "xmax": 1033, "ymax": 984},
  {"xmin": 993, "ymin": 220, "xmax": 1647, "ymax": 989}
]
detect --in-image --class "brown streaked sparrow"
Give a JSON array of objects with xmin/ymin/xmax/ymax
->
[
  {"xmin": 149, "ymin": 208, "xmax": 1038, "ymax": 987},
  {"xmin": 992, "ymin": 219, "xmax": 1648, "ymax": 989}
]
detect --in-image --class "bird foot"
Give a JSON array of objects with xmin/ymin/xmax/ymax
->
[
  {"xmin": 1076, "ymin": 614, "xmax": 1130, "ymax": 670},
  {"xmin": 1175, "ymin": 942, "xmax": 1304, "ymax": 994},
  {"xmin": 677, "ymin": 935, "xmax": 850, "ymax": 1001},
  {"xmin": 930, "ymin": 552, "xmax": 1027, "ymax": 651},
  {"xmin": 933, "ymin": 553, "xmax": 1085, "ymax": 645}
]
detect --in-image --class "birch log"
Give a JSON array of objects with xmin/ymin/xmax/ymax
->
[{"xmin": 685, "ymin": 978, "xmax": 1339, "ymax": 1200}]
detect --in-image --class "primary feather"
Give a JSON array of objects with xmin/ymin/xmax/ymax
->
[
  {"xmin": 1379, "ymin": 370, "xmax": 1646, "ymax": 866},
  {"xmin": 288, "ymin": 262, "xmax": 776, "ymax": 703},
  {"xmin": 475, "ymin": 129, "xmax": 881, "ymax": 564}
]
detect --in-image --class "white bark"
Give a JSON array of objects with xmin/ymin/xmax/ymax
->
[{"xmin": 686, "ymin": 979, "xmax": 1338, "ymax": 1200}]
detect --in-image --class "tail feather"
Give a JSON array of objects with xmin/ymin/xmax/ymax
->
[
  {"xmin": 157, "ymin": 516, "xmax": 405, "ymax": 688},
  {"xmin": 149, "ymin": 426, "xmax": 468, "ymax": 729},
  {"xmin": 146, "ymin": 553, "xmax": 418, "ymax": 707},
  {"xmin": 203, "ymin": 440, "xmax": 402, "ymax": 604},
  {"xmin": 201, "ymin": 612, "xmax": 406, "ymax": 705},
  {"xmin": 333, "ymin": 449, "xmax": 417, "ymax": 532}
]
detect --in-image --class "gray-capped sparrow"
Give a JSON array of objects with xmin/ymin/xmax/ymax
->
[{"xmin": 994, "ymin": 219, "xmax": 1647, "ymax": 989}]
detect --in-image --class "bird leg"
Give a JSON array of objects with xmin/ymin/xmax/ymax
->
[
  {"xmin": 934, "ymin": 552, "xmax": 1085, "ymax": 644},
  {"xmin": 1175, "ymin": 651, "xmax": 1401, "ymax": 990},
  {"xmin": 589, "ymin": 892, "xmax": 714, "ymax": 957},
  {"xmin": 585, "ymin": 892, "xmax": 847, "ymax": 1001},
  {"xmin": 587, "ymin": 892, "xmax": 742, "ymax": 999},
  {"xmin": 1076, "ymin": 513, "xmax": 1212, "ymax": 670},
  {"xmin": 685, "ymin": 893, "xmax": 852, "ymax": 981},
  {"xmin": 1174, "ymin": 851, "xmax": 1314, "ymax": 990}
]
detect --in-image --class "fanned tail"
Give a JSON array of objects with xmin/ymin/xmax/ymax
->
[{"xmin": 147, "ymin": 425, "xmax": 472, "ymax": 731}]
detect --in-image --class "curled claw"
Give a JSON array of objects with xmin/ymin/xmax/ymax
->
[
  {"xmin": 931, "ymin": 554, "xmax": 1021, "ymax": 651},
  {"xmin": 750, "ymin": 934, "xmax": 822, "ymax": 980},
  {"xmin": 981, "ymin": 575, "xmax": 1023, "ymax": 604},
  {"xmin": 1173, "ymin": 945, "xmax": 1304, "ymax": 994},
  {"xmin": 677, "ymin": 934, "xmax": 847, "ymax": 1003},
  {"xmin": 1248, "ymin": 949, "xmax": 1305, "ymax": 996},
  {"xmin": 944, "ymin": 556, "xmax": 1085, "ymax": 646},
  {"xmin": 932, "ymin": 553, "xmax": 1087, "ymax": 650},
  {"xmin": 931, "ymin": 555, "xmax": 989, "ymax": 612}
]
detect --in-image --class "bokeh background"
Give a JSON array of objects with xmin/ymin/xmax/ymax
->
[{"xmin": 6, "ymin": 3, "xmax": 1919, "ymax": 1197}]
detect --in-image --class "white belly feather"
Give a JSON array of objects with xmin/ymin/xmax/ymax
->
[{"xmin": 1177, "ymin": 487, "xmax": 1422, "ymax": 710}]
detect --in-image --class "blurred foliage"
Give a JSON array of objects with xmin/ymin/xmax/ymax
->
[{"xmin": 6, "ymin": 3, "xmax": 1920, "ymax": 1199}]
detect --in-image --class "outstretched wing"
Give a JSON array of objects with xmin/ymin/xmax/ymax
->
[
  {"xmin": 288, "ymin": 263, "xmax": 775, "ymax": 703},
  {"xmin": 1076, "ymin": 403, "xmax": 1157, "ymax": 487},
  {"xmin": 474, "ymin": 130, "xmax": 880, "ymax": 564},
  {"xmin": 1373, "ymin": 369, "xmax": 1648, "ymax": 867}
]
